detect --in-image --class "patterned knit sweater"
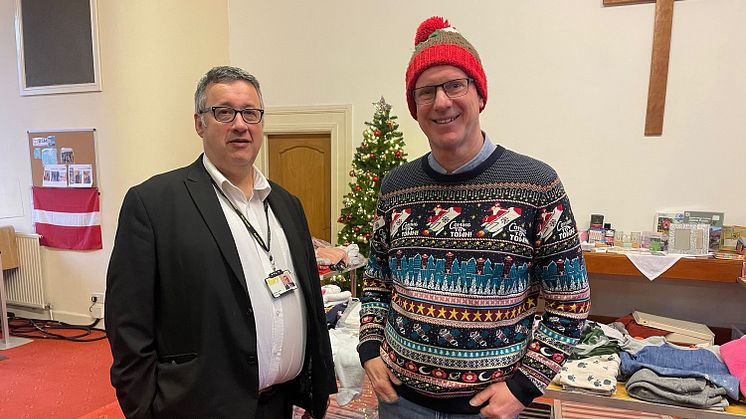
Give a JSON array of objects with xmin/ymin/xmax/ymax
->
[{"xmin": 357, "ymin": 146, "xmax": 590, "ymax": 414}]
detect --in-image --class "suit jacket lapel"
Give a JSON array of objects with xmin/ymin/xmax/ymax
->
[
  {"xmin": 266, "ymin": 191, "xmax": 314, "ymax": 304},
  {"xmin": 184, "ymin": 157, "xmax": 248, "ymax": 295}
]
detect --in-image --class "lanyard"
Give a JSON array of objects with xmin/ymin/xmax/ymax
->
[{"xmin": 212, "ymin": 180, "xmax": 275, "ymax": 270}]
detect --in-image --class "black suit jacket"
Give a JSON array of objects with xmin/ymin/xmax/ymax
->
[{"xmin": 106, "ymin": 156, "xmax": 336, "ymax": 418}]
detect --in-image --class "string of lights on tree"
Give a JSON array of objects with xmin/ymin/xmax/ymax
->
[{"xmin": 337, "ymin": 97, "xmax": 407, "ymax": 259}]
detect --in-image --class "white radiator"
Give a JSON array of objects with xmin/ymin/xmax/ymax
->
[{"xmin": 4, "ymin": 233, "xmax": 47, "ymax": 309}]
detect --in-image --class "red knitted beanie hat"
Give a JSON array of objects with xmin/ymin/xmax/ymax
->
[{"xmin": 405, "ymin": 16, "xmax": 487, "ymax": 119}]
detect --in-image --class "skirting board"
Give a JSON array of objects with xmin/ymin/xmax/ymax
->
[{"xmin": 7, "ymin": 304, "xmax": 105, "ymax": 331}]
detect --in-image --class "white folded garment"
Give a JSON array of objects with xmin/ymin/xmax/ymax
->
[
  {"xmin": 329, "ymin": 329, "xmax": 365, "ymax": 406},
  {"xmin": 321, "ymin": 284, "xmax": 342, "ymax": 294},
  {"xmin": 323, "ymin": 290, "xmax": 352, "ymax": 306}
]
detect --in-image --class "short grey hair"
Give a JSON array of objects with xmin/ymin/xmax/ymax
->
[{"xmin": 194, "ymin": 66, "xmax": 264, "ymax": 117}]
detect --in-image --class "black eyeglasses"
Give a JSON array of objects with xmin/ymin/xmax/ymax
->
[
  {"xmin": 199, "ymin": 106, "xmax": 265, "ymax": 124},
  {"xmin": 412, "ymin": 78, "xmax": 474, "ymax": 105}
]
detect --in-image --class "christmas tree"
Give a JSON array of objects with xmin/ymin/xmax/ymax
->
[{"xmin": 337, "ymin": 97, "xmax": 407, "ymax": 259}]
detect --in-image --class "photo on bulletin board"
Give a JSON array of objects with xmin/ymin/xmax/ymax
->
[
  {"xmin": 68, "ymin": 164, "xmax": 94, "ymax": 188},
  {"xmin": 42, "ymin": 164, "xmax": 67, "ymax": 188},
  {"xmin": 14, "ymin": 0, "xmax": 102, "ymax": 96},
  {"xmin": 28, "ymin": 129, "xmax": 97, "ymax": 188}
]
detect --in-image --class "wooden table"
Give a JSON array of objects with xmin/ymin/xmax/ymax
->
[
  {"xmin": 583, "ymin": 251, "xmax": 743, "ymax": 283},
  {"xmin": 320, "ymin": 261, "xmax": 366, "ymax": 298},
  {"xmin": 545, "ymin": 383, "xmax": 746, "ymax": 419}
]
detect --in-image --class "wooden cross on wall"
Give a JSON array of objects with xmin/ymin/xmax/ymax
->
[{"xmin": 604, "ymin": 0, "xmax": 679, "ymax": 136}]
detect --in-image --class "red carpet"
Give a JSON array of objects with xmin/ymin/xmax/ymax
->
[
  {"xmin": 306, "ymin": 380, "xmax": 379, "ymax": 418},
  {"xmin": 78, "ymin": 401, "xmax": 125, "ymax": 419},
  {"xmin": 2, "ymin": 336, "xmax": 661, "ymax": 419},
  {"xmin": 0, "ymin": 337, "xmax": 123, "ymax": 419},
  {"xmin": 0, "ymin": 333, "xmax": 376, "ymax": 419}
]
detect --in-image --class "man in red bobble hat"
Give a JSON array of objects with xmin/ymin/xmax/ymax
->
[{"xmin": 357, "ymin": 17, "xmax": 590, "ymax": 419}]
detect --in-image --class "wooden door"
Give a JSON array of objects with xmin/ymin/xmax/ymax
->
[{"xmin": 268, "ymin": 134, "xmax": 331, "ymax": 241}]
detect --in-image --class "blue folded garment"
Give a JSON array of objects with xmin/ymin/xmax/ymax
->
[{"xmin": 620, "ymin": 343, "xmax": 740, "ymax": 399}]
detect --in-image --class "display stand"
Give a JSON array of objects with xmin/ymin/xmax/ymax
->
[
  {"xmin": 320, "ymin": 260, "xmax": 366, "ymax": 298},
  {"xmin": 574, "ymin": 251, "xmax": 745, "ymax": 417},
  {"xmin": 584, "ymin": 251, "xmax": 745, "ymax": 343},
  {"xmin": 0, "ymin": 254, "xmax": 33, "ymax": 350},
  {"xmin": 583, "ymin": 251, "xmax": 742, "ymax": 283}
]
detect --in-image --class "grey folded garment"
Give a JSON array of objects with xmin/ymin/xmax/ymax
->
[{"xmin": 626, "ymin": 368, "xmax": 730, "ymax": 411}]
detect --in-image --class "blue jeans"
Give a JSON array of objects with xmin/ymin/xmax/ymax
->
[{"xmin": 377, "ymin": 396, "xmax": 484, "ymax": 419}]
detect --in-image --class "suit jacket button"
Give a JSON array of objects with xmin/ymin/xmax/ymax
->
[
  {"xmin": 247, "ymin": 355, "xmax": 257, "ymax": 365},
  {"xmin": 246, "ymin": 308, "xmax": 253, "ymax": 316}
]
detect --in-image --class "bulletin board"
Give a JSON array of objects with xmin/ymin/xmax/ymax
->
[{"xmin": 27, "ymin": 129, "xmax": 97, "ymax": 188}]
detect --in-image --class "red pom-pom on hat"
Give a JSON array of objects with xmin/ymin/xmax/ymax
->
[{"xmin": 414, "ymin": 16, "xmax": 450, "ymax": 46}]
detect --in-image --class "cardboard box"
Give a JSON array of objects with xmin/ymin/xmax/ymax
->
[
  {"xmin": 633, "ymin": 311, "xmax": 714, "ymax": 345},
  {"xmin": 720, "ymin": 225, "xmax": 746, "ymax": 252},
  {"xmin": 654, "ymin": 212, "xmax": 685, "ymax": 237},
  {"xmin": 654, "ymin": 212, "xmax": 685, "ymax": 250},
  {"xmin": 0, "ymin": 226, "xmax": 19, "ymax": 270},
  {"xmin": 684, "ymin": 211, "xmax": 724, "ymax": 252},
  {"xmin": 655, "ymin": 211, "xmax": 726, "ymax": 252}
]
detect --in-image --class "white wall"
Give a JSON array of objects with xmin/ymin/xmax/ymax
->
[
  {"xmin": 1, "ymin": 0, "xmax": 744, "ymax": 327},
  {"xmin": 0, "ymin": 0, "xmax": 230, "ymax": 323},
  {"xmin": 228, "ymin": 1, "xmax": 746, "ymax": 328},
  {"xmin": 229, "ymin": 0, "xmax": 746, "ymax": 230}
]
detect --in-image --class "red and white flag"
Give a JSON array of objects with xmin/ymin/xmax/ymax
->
[{"xmin": 32, "ymin": 187, "xmax": 102, "ymax": 250}]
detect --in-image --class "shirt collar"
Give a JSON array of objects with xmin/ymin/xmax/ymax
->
[
  {"xmin": 428, "ymin": 131, "xmax": 496, "ymax": 175},
  {"xmin": 202, "ymin": 154, "xmax": 272, "ymax": 202}
]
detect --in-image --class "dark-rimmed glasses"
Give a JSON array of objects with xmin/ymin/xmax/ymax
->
[
  {"xmin": 199, "ymin": 106, "xmax": 265, "ymax": 124},
  {"xmin": 412, "ymin": 78, "xmax": 474, "ymax": 105}
]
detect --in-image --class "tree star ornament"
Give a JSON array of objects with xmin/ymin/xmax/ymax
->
[{"xmin": 376, "ymin": 96, "xmax": 392, "ymax": 113}]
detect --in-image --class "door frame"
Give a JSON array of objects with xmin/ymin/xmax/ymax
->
[{"xmin": 259, "ymin": 105, "xmax": 353, "ymax": 241}]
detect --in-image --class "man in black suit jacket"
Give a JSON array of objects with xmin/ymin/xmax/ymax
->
[{"xmin": 106, "ymin": 66, "xmax": 336, "ymax": 418}]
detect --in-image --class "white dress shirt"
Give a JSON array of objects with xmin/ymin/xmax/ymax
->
[{"xmin": 203, "ymin": 155, "xmax": 307, "ymax": 390}]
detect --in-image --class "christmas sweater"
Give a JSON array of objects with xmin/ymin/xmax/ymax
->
[{"xmin": 357, "ymin": 145, "xmax": 590, "ymax": 413}]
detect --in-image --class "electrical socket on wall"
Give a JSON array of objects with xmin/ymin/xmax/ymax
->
[{"xmin": 90, "ymin": 292, "xmax": 105, "ymax": 319}]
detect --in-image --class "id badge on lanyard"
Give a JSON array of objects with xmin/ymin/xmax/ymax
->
[
  {"xmin": 212, "ymin": 181, "xmax": 296, "ymax": 298},
  {"xmin": 265, "ymin": 269, "xmax": 297, "ymax": 298}
]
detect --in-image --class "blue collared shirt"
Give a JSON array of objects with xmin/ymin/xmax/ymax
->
[{"xmin": 427, "ymin": 132, "xmax": 496, "ymax": 175}]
